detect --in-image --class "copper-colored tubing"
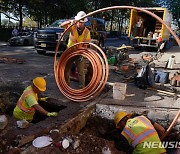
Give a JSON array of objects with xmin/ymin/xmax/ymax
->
[
  {"xmin": 161, "ymin": 110, "xmax": 180, "ymax": 140},
  {"xmin": 55, "ymin": 42, "xmax": 108, "ymax": 102},
  {"xmin": 54, "ymin": 6, "xmax": 180, "ymax": 136},
  {"xmin": 54, "ymin": 6, "xmax": 180, "ymax": 101}
]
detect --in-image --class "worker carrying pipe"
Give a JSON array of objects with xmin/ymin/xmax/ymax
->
[
  {"xmin": 61, "ymin": 11, "xmax": 91, "ymax": 88},
  {"xmin": 13, "ymin": 77, "xmax": 58, "ymax": 126},
  {"xmin": 113, "ymin": 111, "xmax": 166, "ymax": 153}
]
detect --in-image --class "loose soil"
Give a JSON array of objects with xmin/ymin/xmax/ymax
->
[{"xmin": 7, "ymin": 115, "xmax": 179, "ymax": 154}]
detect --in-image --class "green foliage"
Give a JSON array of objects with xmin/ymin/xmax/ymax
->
[
  {"xmin": 1, "ymin": 0, "xmax": 163, "ymax": 28},
  {"xmin": 154, "ymin": 0, "xmax": 180, "ymax": 29},
  {"xmin": 0, "ymin": 0, "xmax": 28, "ymax": 28},
  {"xmin": 166, "ymin": 0, "xmax": 180, "ymax": 28}
]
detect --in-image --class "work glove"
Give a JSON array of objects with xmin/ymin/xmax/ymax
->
[
  {"xmin": 47, "ymin": 112, "xmax": 58, "ymax": 117},
  {"xmin": 40, "ymin": 97, "xmax": 48, "ymax": 102}
]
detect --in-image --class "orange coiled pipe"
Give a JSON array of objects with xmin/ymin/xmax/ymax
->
[{"xmin": 54, "ymin": 42, "xmax": 109, "ymax": 102}]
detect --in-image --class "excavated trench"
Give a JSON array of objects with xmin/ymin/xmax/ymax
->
[
  {"xmin": 7, "ymin": 104, "xmax": 179, "ymax": 154},
  {"xmin": 0, "ymin": 84, "xmax": 179, "ymax": 153},
  {"xmin": 0, "ymin": 84, "xmax": 23, "ymax": 116},
  {"xmin": 0, "ymin": 84, "xmax": 67, "ymax": 123},
  {"xmin": 32, "ymin": 101, "xmax": 66, "ymax": 123},
  {"xmin": 64, "ymin": 104, "xmax": 180, "ymax": 154},
  {"xmin": 0, "ymin": 84, "xmax": 69, "ymax": 153}
]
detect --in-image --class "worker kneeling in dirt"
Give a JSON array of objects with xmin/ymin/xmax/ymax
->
[
  {"xmin": 13, "ymin": 77, "xmax": 58, "ymax": 123},
  {"xmin": 114, "ymin": 111, "xmax": 166, "ymax": 154}
]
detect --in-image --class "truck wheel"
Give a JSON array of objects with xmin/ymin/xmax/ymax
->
[
  {"xmin": 37, "ymin": 50, "xmax": 46, "ymax": 55},
  {"xmin": 23, "ymin": 40, "xmax": 29, "ymax": 46}
]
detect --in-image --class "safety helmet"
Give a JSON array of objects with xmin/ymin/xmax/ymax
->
[
  {"xmin": 75, "ymin": 11, "xmax": 88, "ymax": 22},
  {"xmin": 114, "ymin": 111, "xmax": 127, "ymax": 128},
  {"xmin": 33, "ymin": 77, "xmax": 46, "ymax": 92}
]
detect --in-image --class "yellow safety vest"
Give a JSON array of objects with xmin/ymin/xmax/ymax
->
[
  {"xmin": 67, "ymin": 25, "xmax": 90, "ymax": 48},
  {"xmin": 122, "ymin": 116, "xmax": 166, "ymax": 154},
  {"xmin": 17, "ymin": 86, "xmax": 37, "ymax": 114}
]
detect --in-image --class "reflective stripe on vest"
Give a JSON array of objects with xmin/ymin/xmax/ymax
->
[
  {"xmin": 136, "ymin": 116, "xmax": 153, "ymax": 129},
  {"xmin": 132, "ymin": 129, "xmax": 156, "ymax": 147},
  {"xmin": 69, "ymin": 26, "xmax": 89, "ymax": 44},
  {"xmin": 123, "ymin": 127, "xmax": 135, "ymax": 141},
  {"xmin": 17, "ymin": 89, "xmax": 35, "ymax": 113},
  {"xmin": 122, "ymin": 116, "xmax": 157, "ymax": 148}
]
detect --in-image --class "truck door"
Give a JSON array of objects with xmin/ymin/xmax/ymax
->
[{"xmin": 128, "ymin": 9, "xmax": 138, "ymax": 37}]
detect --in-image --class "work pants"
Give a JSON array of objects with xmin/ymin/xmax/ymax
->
[{"xmin": 64, "ymin": 56, "xmax": 85, "ymax": 88}]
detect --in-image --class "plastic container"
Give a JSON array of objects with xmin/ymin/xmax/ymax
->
[
  {"xmin": 113, "ymin": 82, "xmax": 127, "ymax": 100},
  {"xmin": 108, "ymin": 56, "xmax": 117, "ymax": 65},
  {"xmin": 167, "ymin": 55, "xmax": 175, "ymax": 69},
  {"xmin": 54, "ymin": 139, "xmax": 70, "ymax": 149}
]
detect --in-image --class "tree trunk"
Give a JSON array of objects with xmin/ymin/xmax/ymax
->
[
  {"xmin": 19, "ymin": 2, "xmax": 23, "ymax": 29},
  {"xmin": 118, "ymin": 15, "xmax": 120, "ymax": 31},
  {"xmin": 44, "ymin": 12, "xmax": 48, "ymax": 26},
  {"xmin": 0, "ymin": 12, "xmax": 1, "ymax": 28},
  {"xmin": 120, "ymin": 17, "xmax": 124, "ymax": 36},
  {"xmin": 110, "ymin": 10, "xmax": 114, "ymax": 32},
  {"xmin": 0, "ymin": 4, "xmax": 1, "ymax": 28}
]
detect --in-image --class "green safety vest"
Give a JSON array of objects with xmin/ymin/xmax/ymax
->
[{"xmin": 121, "ymin": 115, "xmax": 166, "ymax": 154}]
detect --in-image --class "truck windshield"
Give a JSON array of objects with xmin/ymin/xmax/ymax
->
[{"xmin": 50, "ymin": 19, "xmax": 65, "ymax": 28}]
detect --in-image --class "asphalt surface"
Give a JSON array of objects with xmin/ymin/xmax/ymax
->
[
  {"xmin": 0, "ymin": 40, "xmax": 180, "ymax": 110},
  {"xmin": 0, "ymin": 40, "xmax": 180, "ymax": 115},
  {"xmin": 0, "ymin": 38, "xmax": 129, "ymax": 104}
]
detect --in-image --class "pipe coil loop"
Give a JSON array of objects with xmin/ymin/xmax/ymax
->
[{"xmin": 55, "ymin": 42, "xmax": 109, "ymax": 102}]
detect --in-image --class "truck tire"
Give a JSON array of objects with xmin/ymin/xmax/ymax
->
[
  {"xmin": 37, "ymin": 50, "xmax": 46, "ymax": 55},
  {"xmin": 23, "ymin": 40, "xmax": 29, "ymax": 46}
]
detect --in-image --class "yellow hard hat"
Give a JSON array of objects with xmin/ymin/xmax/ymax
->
[
  {"xmin": 33, "ymin": 77, "xmax": 46, "ymax": 92},
  {"xmin": 114, "ymin": 111, "xmax": 127, "ymax": 128}
]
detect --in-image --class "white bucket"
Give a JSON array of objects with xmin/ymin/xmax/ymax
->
[{"xmin": 113, "ymin": 82, "xmax": 127, "ymax": 100}]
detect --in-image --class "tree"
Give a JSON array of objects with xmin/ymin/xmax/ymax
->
[
  {"xmin": 0, "ymin": 0, "xmax": 28, "ymax": 28},
  {"xmin": 166, "ymin": 0, "xmax": 180, "ymax": 29},
  {"xmin": 1, "ymin": 18, "xmax": 15, "ymax": 26},
  {"xmin": 154, "ymin": 0, "xmax": 180, "ymax": 29},
  {"xmin": 23, "ymin": 17, "xmax": 37, "ymax": 28}
]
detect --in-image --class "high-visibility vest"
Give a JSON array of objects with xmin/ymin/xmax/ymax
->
[
  {"xmin": 122, "ymin": 116, "xmax": 166, "ymax": 154},
  {"xmin": 67, "ymin": 25, "xmax": 90, "ymax": 48},
  {"xmin": 17, "ymin": 86, "xmax": 37, "ymax": 114}
]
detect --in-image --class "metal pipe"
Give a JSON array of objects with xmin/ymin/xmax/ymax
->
[
  {"xmin": 54, "ymin": 6, "xmax": 180, "ymax": 102},
  {"xmin": 161, "ymin": 110, "xmax": 180, "ymax": 140},
  {"xmin": 55, "ymin": 42, "xmax": 108, "ymax": 102},
  {"xmin": 54, "ymin": 6, "xmax": 179, "ymax": 137}
]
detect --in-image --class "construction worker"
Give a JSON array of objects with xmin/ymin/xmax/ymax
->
[
  {"xmin": 61, "ymin": 11, "xmax": 91, "ymax": 88},
  {"xmin": 113, "ymin": 111, "xmax": 166, "ymax": 154},
  {"xmin": 13, "ymin": 77, "xmax": 58, "ymax": 123}
]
